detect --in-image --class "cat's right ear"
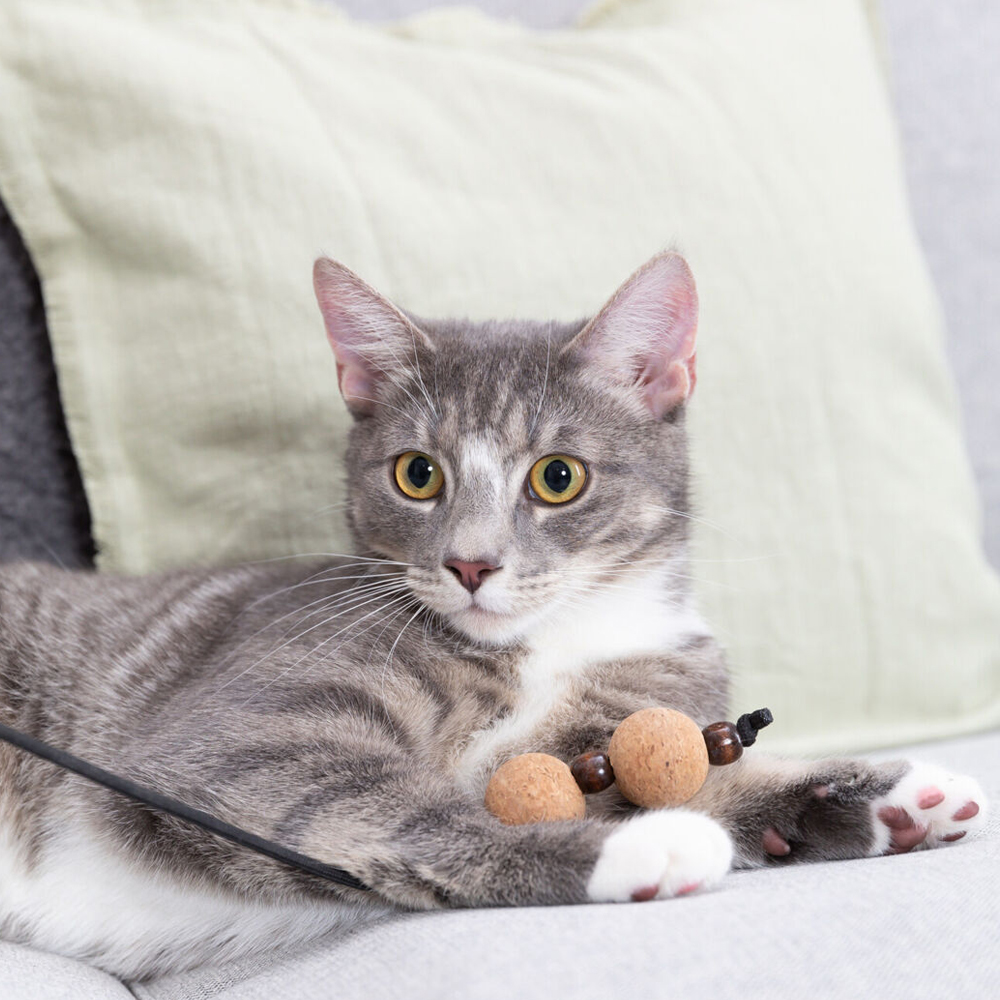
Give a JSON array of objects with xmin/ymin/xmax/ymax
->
[{"xmin": 313, "ymin": 257, "xmax": 432, "ymax": 417}]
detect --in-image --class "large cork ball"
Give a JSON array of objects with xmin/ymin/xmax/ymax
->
[
  {"xmin": 484, "ymin": 753, "xmax": 586, "ymax": 825},
  {"xmin": 608, "ymin": 708, "xmax": 709, "ymax": 808}
]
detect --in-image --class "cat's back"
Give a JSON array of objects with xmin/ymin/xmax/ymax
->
[{"xmin": 0, "ymin": 559, "xmax": 269, "ymax": 665}]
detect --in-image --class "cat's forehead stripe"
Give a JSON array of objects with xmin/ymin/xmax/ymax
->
[
  {"xmin": 457, "ymin": 436, "xmax": 506, "ymax": 500},
  {"xmin": 459, "ymin": 436, "xmax": 498, "ymax": 473}
]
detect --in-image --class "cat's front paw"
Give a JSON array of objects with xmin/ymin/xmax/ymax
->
[
  {"xmin": 870, "ymin": 762, "xmax": 988, "ymax": 855},
  {"xmin": 587, "ymin": 810, "xmax": 733, "ymax": 903}
]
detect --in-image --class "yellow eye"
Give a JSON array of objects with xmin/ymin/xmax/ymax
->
[
  {"xmin": 528, "ymin": 455, "xmax": 587, "ymax": 504},
  {"xmin": 394, "ymin": 452, "xmax": 444, "ymax": 500}
]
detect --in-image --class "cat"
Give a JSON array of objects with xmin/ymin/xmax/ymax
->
[{"xmin": 0, "ymin": 251, "xmax": 987, "ymax": 979}]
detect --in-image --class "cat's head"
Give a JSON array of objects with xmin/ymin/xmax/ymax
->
[{"xmin": 313, "ymin": 252, "xmax": 699, "ymax": 646}]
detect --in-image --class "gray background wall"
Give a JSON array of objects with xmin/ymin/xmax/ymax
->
[{"xmin": 879, "ymin": 0, "xmax": 1000, "ymax": 567}]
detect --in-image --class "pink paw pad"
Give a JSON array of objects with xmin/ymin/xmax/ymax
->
[
  {"xmin": 630, "ymin": 884, "xmax": 658, "ymax": 902},
  {"xmin": 762, "ymin": 826, "xmax": 791, "ymax": 857},
  {"xmin": 916, "ymin": 786, "xmax": 945, "ymax": 809},
  {"xmin": 676, "ymin": 882, "xmax": 702, "ymax": 896},
  {"xmin": 875, "ymin": 764, "xmax": 987, "ymax": 856},
  {"xmin": 877, "ymin": 806, "xmax": 929, "ymax": 853},
  {"xmin": 952, "ymin": 801, "xmax": 979, "ymax": 822}
]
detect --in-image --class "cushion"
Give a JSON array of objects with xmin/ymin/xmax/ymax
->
[
  {"xmin": 131, "ymin": 729, "xmax": 1000, "ymax": 1000},
  {"xmin": 0, "ymin": 0, "xmax": 998, "ymax": 753},
  {"xmin": 0, "ymin": 941, "xmax": 135, "ymax": 1000}
]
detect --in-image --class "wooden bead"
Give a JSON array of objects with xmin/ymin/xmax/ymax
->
[
  {"xmin": 608, "ymin": 708, "xmax": 709, "ymax": 809},
  {"xmin": 702, "ymin": 721, "xmax": 743, "ymax": 766},
  {"xmin": 570, "ymin": 751, "xmax": 616, "ymax": 794},
  {"xmin": 484, "ymin": 753, "xmax": 586, "ymax": 825}
]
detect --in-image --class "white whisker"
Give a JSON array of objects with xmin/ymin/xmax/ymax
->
[
  {"xmin": 240, "ymin": 592, "xmax": 418, "ymax": 706},
  {"xmin": 645, "ymin": 505, "xmax": 735, "ymax": 538},
  {"xmin": 244, "ymin": 551, "xmax": 412, "ymax": 567},
  {"xmin": 215, "ymin": 582, "xmax": 412, "ymax": 693}
]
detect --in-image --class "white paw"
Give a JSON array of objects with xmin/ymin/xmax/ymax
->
[
  {"xmin": 587, "ymin": 810, "xmax": 733, "ymax": 903},
  {"xmin": 870, "ymin": 762, "xmax": 988, "ymax": 855}
]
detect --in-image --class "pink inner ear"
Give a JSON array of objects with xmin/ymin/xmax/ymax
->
[
  {"xmin": 642, "ymin": 352, "xmax": 697, "ymax": 420},
  {"xmin": 335, "ymin": 358, "xmax": 376, "ymax": 415},
  {"xmin": 576, "ymin": 252, "xmax": 700, "ymax": 418},
  {"xmin": 313, "ymin": 257, "xmax": 427, "ymax": 418}
]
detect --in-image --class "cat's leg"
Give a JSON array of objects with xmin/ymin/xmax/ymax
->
[
  {"xmin": 285, "ymin": 768, "xmax": 733, "ymax": 907},
  {"xmin": 685, "ymin": 754, "xmax": 988, "ymax": 867}
]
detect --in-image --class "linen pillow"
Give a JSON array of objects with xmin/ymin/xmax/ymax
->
[{"xmin": 0, "ymin": 0, "xmax": 997, "ymax": 754}]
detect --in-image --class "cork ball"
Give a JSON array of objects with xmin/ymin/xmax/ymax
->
[
  {"xmin": 608, "ymin": 708, "xmax": 709, "ymax": 809},
  {"xmin": 484, "ymin": 753, "xmax": 587, "ymax": 825}
]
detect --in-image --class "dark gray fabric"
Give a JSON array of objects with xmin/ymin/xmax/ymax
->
[{"xmin": 0, "ymin": 198, "xmax": 94, "ymax": 567}]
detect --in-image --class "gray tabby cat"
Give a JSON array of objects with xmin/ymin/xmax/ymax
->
[{"xmin": 0, "ymin": 252, "xmax": 987, "ymax": 978}]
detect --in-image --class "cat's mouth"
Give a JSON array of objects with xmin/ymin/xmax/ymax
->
[
  {"xmin": 448, "ymin": 601, "xmax": 524, "ymax": 644},
  {"xmin": 465, "ymin": 602, "xmax": 502, "ymax": 618},
  {"xmin": 460, "ymin": 600, "xmax": 508, "ymax": 622},
  {"xmin": 406, "ymin": 568, "xmax": 541, "ymax": 644}
]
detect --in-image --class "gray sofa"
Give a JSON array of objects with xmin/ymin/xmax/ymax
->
[{"xmin": 1, "ymin": 1, "xmax": 997, "ymax": 997}]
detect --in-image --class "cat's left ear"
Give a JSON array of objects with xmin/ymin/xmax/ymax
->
[
  {"xmin": 565, "ymin": 252, "xmax": 699, "ymax": 419},
  {"xmin": 313, "ymin": 257, "xmax": 433, "ymax": 417}
]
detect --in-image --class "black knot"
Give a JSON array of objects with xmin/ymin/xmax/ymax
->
[{"xmin": 735, "ymin": 707, "xmax": 773, "ymax": 747}]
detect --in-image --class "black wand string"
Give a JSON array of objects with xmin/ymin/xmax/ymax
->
[{"xmin": 0, "ymin": 721, "xmax": 367, "ymax": 892}]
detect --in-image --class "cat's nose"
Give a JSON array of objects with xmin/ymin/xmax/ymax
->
[{"xmin": 444, "ymin": 558, "xmax": 500, "ymax": 594}]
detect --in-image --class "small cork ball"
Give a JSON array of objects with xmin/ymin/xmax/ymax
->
[
  {"xmin": 484, "ymin": 753, "xmax": 586, "ymax": 825},
  {"xmin": 608, "ymin": 707, "xmax": 709, "ymax": 809}
]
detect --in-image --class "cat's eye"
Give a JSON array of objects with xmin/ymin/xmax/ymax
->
[
  {"xmin": 394, "ymin": 452, "xmax": 444, "ymax": 500},
  {"xmin": 528, "ymin": 455, "xmax": 587, "ymax": 504}
]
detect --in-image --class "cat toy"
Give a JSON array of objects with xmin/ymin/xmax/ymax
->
[{"xmin": 484, "ymin": 707, "xmax": 773, "ymax": 824}]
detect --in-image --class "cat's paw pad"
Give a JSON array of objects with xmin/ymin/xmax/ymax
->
[
  {"xmin": 587, "ymin": 809, "xmax": 733, "ymax": 903},
  {"xmin": 871, "ymin": 762, "xmax": 988, "ymax": 855}
]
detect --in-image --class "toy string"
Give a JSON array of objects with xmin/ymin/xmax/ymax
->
[{"xmin": 0, "ymin": 720, "xmax": 368, "ymax": 892}]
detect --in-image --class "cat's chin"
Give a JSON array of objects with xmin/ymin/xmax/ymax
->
[{"xmin": 447, "ymin": 605, "xmax": 533, "ymax": 646}]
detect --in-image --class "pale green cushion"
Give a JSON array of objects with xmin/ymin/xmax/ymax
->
[{"xmin": 0, "ymin": 0, "xmax": 997, "ymax": 754}]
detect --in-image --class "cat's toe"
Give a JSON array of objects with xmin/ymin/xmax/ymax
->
[
  {"xmin": 876, "ymin": 805, "xmax": 928, "ymax": 853},
  {"xmin": 761, "ymin": 825, "xmax": 791, "ymax": 857},
  {"xmin": 587, "ymin": 810, "xmax": 733, "ymax": 903},
  {"xmin": 657, "ymin": 811, "xmax": 733, "ymax": 898},
  {"xmin": 871, "ymin": 763, "xmax": 988, "ymax": 855}
]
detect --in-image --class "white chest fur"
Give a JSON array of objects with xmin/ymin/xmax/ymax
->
[{"xmin": 452, "ymin": 568, "xmax": 708, "ymax": 790}]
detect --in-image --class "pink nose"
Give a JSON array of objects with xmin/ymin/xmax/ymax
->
[{"xmin": 444, "ymin": 559, "xmax": 500, "ymax": 594}]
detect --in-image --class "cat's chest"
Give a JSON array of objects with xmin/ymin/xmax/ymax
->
[{"xmin": 451, "ymin": 578, "xmax": 708, "ymax": 791}]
